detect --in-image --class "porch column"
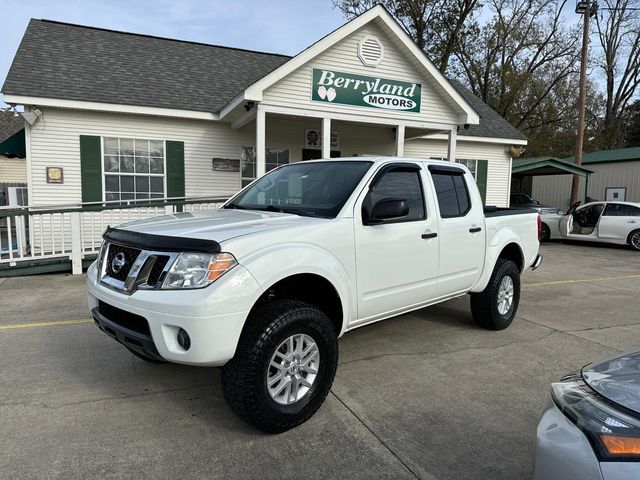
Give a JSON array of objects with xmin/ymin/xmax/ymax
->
[
  {"xmin": 256, "ymin": 105, "xmax": 266, "ymax": 177},
  {"xmin": 447, "ymin": 127, "xmax": 457, "ymax": 162},
  {"xmin": 395, "ymin": 125, "xmax": 405, "ymax": 156},
  {"xmin": 322, "ymin": 117, "xmax": 331, "ymax": 159}
]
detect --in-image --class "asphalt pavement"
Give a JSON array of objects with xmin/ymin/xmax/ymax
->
[{"xmin": 1, "ymin": 241, "xmax": 639, "ymax": 479}]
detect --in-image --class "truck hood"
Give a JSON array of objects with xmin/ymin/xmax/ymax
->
[
  {"xmin": 582, "ymin": 350, "xmax": 640, "ymax": 415},
  {"xmin": 116, "ymin": 209, "xmax": 327, "ymax": 244}
]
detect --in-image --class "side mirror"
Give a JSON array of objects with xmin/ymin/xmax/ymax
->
[{"xmin": 367, "ymin": 198, "xmax": 409, "ymax": 224}]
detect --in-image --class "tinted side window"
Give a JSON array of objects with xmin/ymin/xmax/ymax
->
[
  {"xmin": 432, "ymin": 172, "xmax": 471, "ymax": 218},
  {"xmin": 604, "ymin": 203, "xmax": 640, "ymax": 216},
  {"xmin": 364, "ymin": 170, "xmax": 425, "ymax": 222}
]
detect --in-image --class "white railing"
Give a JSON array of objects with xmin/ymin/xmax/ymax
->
[{"xmin": 0, "ymin": 196, "xmax": 228, "ymax": 275}]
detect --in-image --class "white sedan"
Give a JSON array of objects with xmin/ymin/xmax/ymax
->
[{"xmin": 558, "ymin": 201, "xmax": 640, "ymax": 250}]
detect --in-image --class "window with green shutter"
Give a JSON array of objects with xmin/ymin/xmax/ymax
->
[
  {"xmin": 166, "ymin": 140, "xmax": 185, "ymax": 199},
  {"xmin": 80, "ymin": 135, "xmax": 102, "ymax": 203}
]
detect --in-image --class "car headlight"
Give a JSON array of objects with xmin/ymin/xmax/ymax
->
[
  {"xmin": 551, "ymin": 375, "xmax": 640, "ymax": 460},
  {"xmin": 162, "ymin": 252, "xmax": 237, "ymax": 289}
]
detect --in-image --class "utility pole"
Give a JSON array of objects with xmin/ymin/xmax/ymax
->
[{"xmin": 571, "ymin": 1, "xmax": 597, "ymax": 204}]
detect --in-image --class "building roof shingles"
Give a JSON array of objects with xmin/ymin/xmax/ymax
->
[
  {"xmin": 0, "ymin": 110, "xmax": 25, "ymax": 143},
  {"xmin": 2, "ymin": 19, "xmax": 526, "ymax": 141}
]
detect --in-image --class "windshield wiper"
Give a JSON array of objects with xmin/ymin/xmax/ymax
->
[
  {"xmin": 261, "ymin": 205, "xmax": 302, "ymax": 216},
  {"xmin": 224, "ymin": 203, "xmax": 250, "ymax": 210}
]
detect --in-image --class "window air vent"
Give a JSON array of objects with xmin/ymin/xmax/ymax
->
[{"xmin": 358, "ymin": 36, "xmax": 384, "ymax": 66}]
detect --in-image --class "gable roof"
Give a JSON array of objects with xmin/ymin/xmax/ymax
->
[
  {"xmin": 563, "ymin": 147, "xmax": 640, "ymax": 164},
  {"xmin": 0, "ymin": 110, "xmax": 25, "ymax": 143},
  {"xmin": 238, "ymin": 5, "xmax": 479, "ymax": 125},
  {"xmin": 2, "ymin": 14, "xmax": 525, "ymax": 141},
  {"xmin": 2, "ymin": 19, "xmax": 289, "ymax": 113},
  {"xmin": 513, "ymin": 156, "xmax": 592, "ymax": 176}
]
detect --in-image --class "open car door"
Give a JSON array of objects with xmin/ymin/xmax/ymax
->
[{"xmin": 559, "ymin": 201, "xmax": 581, "ymax": 237}]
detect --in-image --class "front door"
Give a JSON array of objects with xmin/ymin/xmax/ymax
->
[
  {"xmin": 429, "ymin": 165, "xmax": 485, "ymax": 296},
  {"xmin": 353, "ymin": 162, "xmax": 439, "ymax": 324},
  {"xmin": 561, "ymin": 203, "xmax": 605, "ymax": 238}
]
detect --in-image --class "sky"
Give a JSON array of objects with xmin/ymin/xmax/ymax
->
[{"xmin": 0, "ymin": 0, "xmax": 346, "ymax": 107}]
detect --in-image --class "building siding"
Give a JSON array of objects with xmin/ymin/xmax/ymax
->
[
  {"xmin": 28, "ymin": 107, "xmax": 250, "ymax": 206},
  {"xmin": 405, "ymin": 138, "xmax": 512, "ymax": 207},
  {"xmin": 0, "ymin": 156, "xmax": 27, "ymax": 183},
  {"xmin": 262, "ymin": 22, "xmax": 460, "ymax": 126},
  {"xmin": 532, "ymin": 160, "xmax": 640, "ymax": 209}
]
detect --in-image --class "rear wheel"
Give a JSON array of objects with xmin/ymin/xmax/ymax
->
[
  {"xmin": 628, "ymin": 230, "xmax": 640, "ymax": 251},
  {"xmin": 540, "ymin": 223, "xmax": 551, "ymax": 242},
  {"xmin": 470, "ymin": 259, "xmax": 521, "ymax": 330},
  {"xmin": 221, "ymin": 300, "xmax": 338, "ymax": 433}
]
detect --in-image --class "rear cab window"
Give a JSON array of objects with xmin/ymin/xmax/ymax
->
[{"xmin": 429, "ymin": 165, "xmax": 471, "ymax": 218}]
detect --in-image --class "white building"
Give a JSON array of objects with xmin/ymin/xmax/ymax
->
[{"xmin": 2, "ymin": 5, "xmax": 526, "ymax": 212}]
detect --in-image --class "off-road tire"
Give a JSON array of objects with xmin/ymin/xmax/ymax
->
[
  {"xmin": 628, "ymin": 229, "xmax": 640, "ymax": 251},
  {"xmin": 470, "ymin": 259, "xmax": 521, "ymax": 330},
  {"xmin": 221, "ymin": 300, "xmax": 338, "ymax": 433},
  {"xmin": 540, "ymin": 223, "xmax": 551, "ymax": 242},
  {"xmin": 126, "ymin": 347, "xmax": 166, "ymax": 363}
]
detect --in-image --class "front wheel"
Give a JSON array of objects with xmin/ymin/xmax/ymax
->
[
  {"xmin": 540, "ymin": 223, "xmax": 551, "ymax": 242},
  {"xmin": 221, "ymin": 300, "xmax": 338, "ymax": 433},
  {"xmin": 470, "ymin": 259, "xmax": 521, "ymax": 330}
]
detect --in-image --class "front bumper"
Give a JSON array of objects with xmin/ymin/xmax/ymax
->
[
  {"xmin": 86, "ymin": 261, "xmax": 263, "ymax": 366},
  {"xmin": 534, "ymin": 394, "xmax": 640, "ymax": 480}
]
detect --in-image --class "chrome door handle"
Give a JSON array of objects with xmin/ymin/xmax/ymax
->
[{"xmin": 422, "ymin": 232, "xmax": 438, "ymax": 239}]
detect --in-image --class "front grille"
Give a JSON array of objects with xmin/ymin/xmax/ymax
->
[
  {"xmin": 98, "ymin": 300, "xmax": 150, "ymax": 335},
  {"xmin": 147, "ymin": 255, "xmax": 170, "ymax": 287},
  {"xmin": 105, "ymin": 243, "xmax": 141, "ymax": 281}
]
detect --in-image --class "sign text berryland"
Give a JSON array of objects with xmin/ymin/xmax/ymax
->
[{"xmin": 312, "ymin": 68, "xmax": 421, "ymax": 113}]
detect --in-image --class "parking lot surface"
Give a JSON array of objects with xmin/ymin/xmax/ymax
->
[{"xmin": 1, "ymin": 242, "xmax": 639, "ymax": 480}]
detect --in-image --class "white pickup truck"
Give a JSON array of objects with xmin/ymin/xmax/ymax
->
[{"xmin": 87, "ymin": 157, "xmax": 542, "ymax": 432}]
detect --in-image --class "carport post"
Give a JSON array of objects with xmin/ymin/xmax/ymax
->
[
  {"xmin": 322, "ymin": 117, "xmax": 331, "ymax": 159},
  {"xmin": 256, "ymin": 105, "xmax": 266, "ymax": 177},
  {"xmin": 447, "ymin": 128, "xmax": 457, "ymax": 162},
  {"xmin": 395, "ymin": 125, "xmax": 405, "ymax": 156}
]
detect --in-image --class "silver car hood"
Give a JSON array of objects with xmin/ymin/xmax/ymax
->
[{"xmin": 582, "ymin": 350, "xmax": 640, "ymax": 415}]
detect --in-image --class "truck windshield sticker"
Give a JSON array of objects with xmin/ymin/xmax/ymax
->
[{"xmin": 312, "ymin": 68, "xmax": 421, "ymax": 113}]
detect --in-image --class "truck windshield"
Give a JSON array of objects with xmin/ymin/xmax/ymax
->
[{"xmin": 225, "ymin": 161, "xmax": 373, "ymax": 218}]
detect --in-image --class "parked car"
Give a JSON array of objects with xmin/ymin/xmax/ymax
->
[
  {"xmin": 510, "ymin": 192, "xmax": 544, "ymax": 209},
  {"xmin": 535, "ymin": 350, "xmax": 640, "ymax": 480},
  {"xmin": 539, "ymin": 209, "xmax": 564, "ymax": 241},
  {"xmin": 87, "ymin": 157, "xmax": 541, "ymax": 432},
  {"xmin": 559, "ymin": 201, "xmax": 640, "ymax": 250}
]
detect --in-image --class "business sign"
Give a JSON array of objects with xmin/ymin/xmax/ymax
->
[
  {"xmin": 312, "ymin": 68, "xmax": 421, "ymax": 113},
  {"xmin": 305, "ymin": 129, "xmax": 340, "ymax": 149}
]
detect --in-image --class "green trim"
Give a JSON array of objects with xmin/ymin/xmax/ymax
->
[
  {"xmin": 80, "ymin": 135, "xmax": 102, "ymax": 202},
  {"xmin": 475, "ymin": 160, "xmax": 488, "ymax": 205},
  {"xmin": 512, "ymin": 158, "xmax": 592, "ymax": 176},
  {"xmin": 166, "ymin": 140, "xmax": 185, "ymax": 212},
  {"xmin": 0, "ymin": 129, "xmax": 26, "ymax": 157}
]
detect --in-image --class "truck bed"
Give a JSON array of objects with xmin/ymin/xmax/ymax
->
[{"xmin": 484, "ymin": 206, "xmax": 538, "ymax": 218}]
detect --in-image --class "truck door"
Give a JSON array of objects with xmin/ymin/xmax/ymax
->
[
  {"xmin": 353, "ymin": 162, "xmax": 439, "ymax": 323},
  {"xmin": 428, "ymin": 165, "xmax": 485, "ymax": 296}
]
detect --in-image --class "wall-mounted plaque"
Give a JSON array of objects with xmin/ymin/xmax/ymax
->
[
  {"xmin": 46, "ymin": 167, "xmax": 64, "ymax": 184},
  {"xmin": 212, "ymin": 158, "xmax": 240, "ymax": 172}
]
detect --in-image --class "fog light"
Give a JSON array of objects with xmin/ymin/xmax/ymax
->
[{"xmin": 177, "ymin": 328, "xmax": 191, "ymax": 350}]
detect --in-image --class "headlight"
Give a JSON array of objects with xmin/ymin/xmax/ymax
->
[
  {"xmin": 162, "ymin": 252, "xmax": 237, "ymax": 289},
  {"xmin": 552, "ymin": 376, "xmax": 640, "ymax": 460}
]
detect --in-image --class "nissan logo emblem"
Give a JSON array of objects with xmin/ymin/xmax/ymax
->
[{"xmin": 111, "ymin": 252, "xmax": 127, "ymax": 273}]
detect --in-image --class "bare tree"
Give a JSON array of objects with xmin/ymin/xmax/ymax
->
[
  {"xmin": 331, "ymin": 0, "xmax": 481, "ymax": 73},
  {"xmin": 594, "ymin": 0, "xmax": 640, "ymax": 149},
  {"xmin": 452, "ymin": 0, "xmax": 580, "ymax": 134}
]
